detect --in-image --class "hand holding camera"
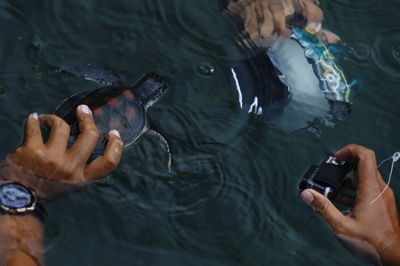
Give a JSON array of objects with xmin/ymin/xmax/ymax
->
[
  {"xmin": 300, "ymin": 144, "xmax": 400, "ymax": 265},
  {"xmin": 299, "ymin": 155, "xmax": 352, "ymax": 201}
]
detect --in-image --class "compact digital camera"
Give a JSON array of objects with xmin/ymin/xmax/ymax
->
[{"xmin": 299, "ymin": 156, "xmax": 352, "ymax": 200}]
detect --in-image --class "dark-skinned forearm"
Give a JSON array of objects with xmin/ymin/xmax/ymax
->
[{"xmin": 0, "ymin": 215, "xmax": 43, "ymax": 266}]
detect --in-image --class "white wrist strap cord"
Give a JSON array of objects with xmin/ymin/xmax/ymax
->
[{"xmin": 370, "ymin": 152, "xmax": 400, "ymax": 204}]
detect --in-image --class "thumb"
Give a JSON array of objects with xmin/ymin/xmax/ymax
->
[{"xmin": 301, "ymin": 189, "xmax": 350, "ymax": 233}]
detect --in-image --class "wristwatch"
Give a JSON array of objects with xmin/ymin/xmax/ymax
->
[{"xmin": 0, "ymin": 181, "xmax": 41, "ymax": 218}]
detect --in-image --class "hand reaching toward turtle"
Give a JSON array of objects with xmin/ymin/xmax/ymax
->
[
  {"xmin": 0, "ymin": 105, "xmax": 123, "ymax": 266},
  {"xmin": 1, "ymin": 104, "xmax": 123, "ymax": 198},
  {"xmin": 300, "ymin": 145, "xmax": 400, "ymax": 265},
  {"xmin": 55, "ymin": 69, "xmax": 172, "ymax": 172}
]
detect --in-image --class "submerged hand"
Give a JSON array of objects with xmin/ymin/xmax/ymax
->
[
  {"xmin": 301, "ymin": 144, "xmax": 400, "ymax": 265},
  {"xmin": 1, "ymin": 104, "xmax": 123, "ymax": 198},
  {"xmin": 225, "ymin": 0, "xmax": 324, "ymax": 47}
]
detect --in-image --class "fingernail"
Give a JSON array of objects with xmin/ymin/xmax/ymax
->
[
  {"xmin": 78, "ymin": 105, "xmax": 91, "ymax": 115},
  {"xmin": 31, "ymin": 112, "xmax": 39, "ymax": 120},
  {"xmin": 307, "ymin": 22, "xmax": 322, "ymax": 32},
  {"xmin": 110, "ymin": 129, "xmax": 120, "ymax": 138},
  {"xmin": 300, "ymin": 190, "xmax": 315, "ymax": 205}
]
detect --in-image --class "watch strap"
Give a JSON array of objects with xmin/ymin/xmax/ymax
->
[{"xmin": 0, "ymin": 202, "xmax": 46, "ymax": 222}]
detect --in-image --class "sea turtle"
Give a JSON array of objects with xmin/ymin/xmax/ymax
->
[{"xmin": 54, "ymin": 65, "xmax": 171, "ymax": 171}]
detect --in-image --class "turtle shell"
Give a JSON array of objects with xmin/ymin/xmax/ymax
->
[{"xmin": 55, "ymin": 86, "xmax": 146, "ymax": 156}]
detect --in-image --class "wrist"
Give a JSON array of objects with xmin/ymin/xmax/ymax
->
[
  {"xmin": 0, "ymin": 161, "xmax": 84, "ymax": 199},
  {"xmin": 0, "ymin": 162, "xmax": 40, "ymax": 195},
  {"xmin": 0, "ymin": 176, "xmax": 47, "ymax": 223}
]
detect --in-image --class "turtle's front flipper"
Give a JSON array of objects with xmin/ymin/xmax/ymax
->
[
  {"xmin": 58, "ymin": 64, "xmax": 126, "ymax": 87},
  {"xmin": 147, "ymin": 129, "xmax": 172, "ymax": 173}
]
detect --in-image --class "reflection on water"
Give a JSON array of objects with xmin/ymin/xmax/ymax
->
[
  {"xmin": 195, "ymin": 62, "xmax": 216, "ymax": 77},
  {"xmin": 0, "ymin": 0, "xmax": 399, "ymax": 265},
  {"xmin": 268, "ymin": 37, "xmax": 330, "ymax": 133}
]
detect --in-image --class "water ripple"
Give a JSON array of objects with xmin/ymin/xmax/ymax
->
[
  {"xmin": 167, "ymin": 177, "xmax": 266, "ymax": 260},
  {"xmin": 98, "ymin": 154, "xmax": 226, "ymax": 217},
  {"xmin": 347, "ymin": 40, "xmax": 372, "ymax": 66},
  {"xmin": 322, "ymin": 0, "xmax": 381, "ymax": 21},
  {"xmin": 371, "ymin": 29, "xmax": 400, "ymax": 79}
]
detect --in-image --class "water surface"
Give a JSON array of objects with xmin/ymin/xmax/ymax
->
[{"xmin": 0, "ymin": 0, "xmax": 399, "ymax": 265}]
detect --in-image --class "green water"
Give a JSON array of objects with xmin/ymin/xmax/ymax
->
[{"xmin": 0, "ymin": 0, "xmax": 400, "ymax": 265}]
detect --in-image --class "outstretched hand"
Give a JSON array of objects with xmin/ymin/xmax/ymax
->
[
  {"xmin": 301, "ymin": 145, "xmax": 400, "ymax": 265},
  {"xmin": 0, "ymin": 104, "xmax": 123, "ymax": 198}
]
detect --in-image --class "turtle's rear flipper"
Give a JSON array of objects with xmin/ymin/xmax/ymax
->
[
  {"xmin": 59, "ymin": 64, "xmax": 126, "ymax": 87},
  {"xmin": 147, "ymin": 129, "xmax": 172, "ymax": 173}
]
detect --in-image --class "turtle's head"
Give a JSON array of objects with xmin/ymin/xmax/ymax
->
[{"xmin": 134, "ymin": 73, "xmax": 169, "ymax": 108}]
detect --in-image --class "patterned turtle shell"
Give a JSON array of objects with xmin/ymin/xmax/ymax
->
[{"xmin": 55, "ymin": 73, "xmax": 168, "ymax": 155}]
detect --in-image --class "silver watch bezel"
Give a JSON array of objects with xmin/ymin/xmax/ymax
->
[{"xmin": 0, "ymin": 181, "xmax": 37, "ymax": 214}]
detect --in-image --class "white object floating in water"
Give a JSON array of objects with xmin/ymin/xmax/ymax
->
[{"xmin": 268, "ymin": 37, "xmax": 330, "ymax": 132}]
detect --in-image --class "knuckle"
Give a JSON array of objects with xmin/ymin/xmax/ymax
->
[
  {"xmin": 27, "ymin": 121, "xmax": 40, "ymax": 132},
  {"xmin": 349, "ymin": 144, "xmax": 376, "ymax": 160},
  {"xmin": 55, "ymin": 124, "xmax": 71, "ymax": 138},
  {"xmin": 80, "ymin": 110, "xmax": 94, "ymax": 121},
  {"xmin": 315, "ymin": 200, "xmax": 330, "ymax": 219},
  {"xmin": 54, "ymin": 117, "xmax": 64, "ymax": 128},
  {"xmin": 42, "ymin": 156, "xmax": 75, "ymax": 179},
  {"xmin": 14, "ymin": 147, "xmax": 25, "ymax": 155},
  {"xmin": 47, "ymin": 115, "xmax": 59, "ymax": 124},
  {"xmin": 60, "ymin": 165, "xmax": 75, "ymax": 179},
  {"xmin": 115, "ymin": 138, "xmax": 124, "ymax": 148},
  {"xmin": 386, "ymin": 187, "xmax": 395, "ymax": 199},
  {"xmin": 348, "ymin": 144, "xmax": 362, "ymax": 154},
  {"xmin": 103, "ymin": 157, "xmax": 118, "ymax": 170},
  {"xmin": 45, "ymin": 115, "xmax": 64, "ymax": 128},
  {"xmin": 59, "ymin": 120, "xmax": 70, "ymax": 132},
  {"xmin": 332, "ymin": 221, "xmax": 347, "ymax": 235},
  {"xmin": 30, "ymin": 148, "xmax": 45, "ymax": 160},
  {"xmin": 44, "ymin": 156, "xmax": 59, "ymax": 169},
  {"xmin": 360, "ymin": 148, "xmax": 376, "ymax": 161},
  {"xmin": 85, "ymin": 128, "xmax": 99, "ymax": 141},
  {"xmin": 364, "ymin": 148, "xmax": 375, "ymax": 157},
  {"xmin": 347, "ymin": 144, "xmax": 357, "ymax": 150}
]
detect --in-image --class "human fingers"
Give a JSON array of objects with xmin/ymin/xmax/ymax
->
[
  {"xmin": 244, "ymin": 2, "xmax": 262, "ymax": 42},
  {"xmin": 376, "ymin": 171, "xmax": 387, "ymax": 191},
  {"xmin": 267, "ymin": 0, "xmax": 291, "ymax": 37},
  {"xmin": 347, "ymin": 168, "xmax": 387, "ymax": 193},
  {"xmin": 319, "ymin": 30, "xmax": 341, "ymax": 44},
  {"xmin": 304, "ymin": 0, "xmax": 324, "ymax": 22},
  {"xmin": 23, "ymin": 113, "xmax": 43, "ymax": 148},
  {"xmin": 301, "ymin": 189, "xmax": 353, "ymax": 233},
  {"xmin": 39, "ymin": 114, "xmax": 70, "ymax": 151},
  {"xmin": 335, "ymin": 145, "xmax": 383, "ymax": 204},
  {"xmin": 293, "ymin": 0, "xmax": 324, "ymax": 25},
  {"xmin": 258, "ymin": 1, "xmax": 275, "ymax": 44},
  {"xmin": 334, "ymin": 178, "xmax": 356, "ymax": 207},
  {"xmin": 68, "ymin": 105, "xmax": 99, "ymax": 164},
  {"xmin": 84, "ymin": 130, "xmax": 123, "ymax": 181}
]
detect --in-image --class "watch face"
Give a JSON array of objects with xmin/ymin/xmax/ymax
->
[{"xmin": 0, "ymin": 183, "xmax": 34, "ymax": 210}]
